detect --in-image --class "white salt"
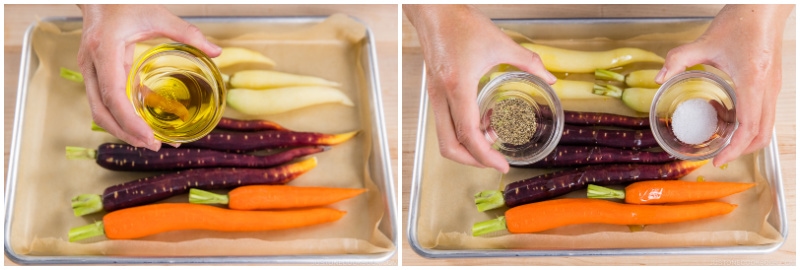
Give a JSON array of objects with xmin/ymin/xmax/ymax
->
[{"xmin": 671, "ymin": 98, "xmax": 718, "ymax": 145}]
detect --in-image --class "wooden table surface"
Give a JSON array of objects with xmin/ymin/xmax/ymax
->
[
  {"xmin": 401, "ymin": 5, "xmax": 796, "ymax": 266},
  {"xmin": 3, "ymin": 4, "xmax": 398, "ymax": 266}
]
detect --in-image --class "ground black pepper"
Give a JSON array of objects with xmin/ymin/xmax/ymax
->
[{"xmin": 490, "ymin": 98, "xmax": 537, "ymax": 145}]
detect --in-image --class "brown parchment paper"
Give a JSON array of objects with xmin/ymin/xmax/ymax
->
[
  {"xmin": 414, "ymin": 24, "xmax": 783, "ymax": 251},
  {"xmin": 9, "ymin": 14, "xmax": 394, "ymax": 256}
]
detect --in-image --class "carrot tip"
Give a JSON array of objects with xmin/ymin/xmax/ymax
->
[
  {"xmin": 687, "ymin": 159, "xmax": 711, "ymax": 169},
  {"xmin": 326, "ymin": 131, "xmax": 359, "ymax": 145},
  {"xmin": 293, "ymin": 157, "xmax": 319, "ymax": 173}
]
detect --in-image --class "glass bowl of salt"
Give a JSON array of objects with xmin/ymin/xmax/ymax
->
[
  {"xmin": 477, "ymin": 71, "xmax": 564, "ymax": 165},
  {"xmin": 650, "ymin": 70, "xmax": 738, "ymax": 160}
]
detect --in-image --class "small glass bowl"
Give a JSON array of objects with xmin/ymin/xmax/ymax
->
[
  {"xmin": 127, "ymin": 43, "xmax": 226, "ymax": 143},
  {"xmin": 477, "ymin": 72, "xmax": 564, "ymax": 165},
  {"xmin": 650, "ymin": 70, "xmax": 737, "ymax": 160}
]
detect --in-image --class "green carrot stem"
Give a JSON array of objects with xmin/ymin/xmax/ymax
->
[
  {"xmin": 91, "ymin": 121, "xmax": 106, "ymax": 132},
  {"xmin": 189, "ymin": 188, "xmax": 230, "ymax": 205},
  {"xmin": 71, "ymin": 194, "xmax": 104, "ymax": 217},
  {"xmin": 592, "ymin": 84, "xmax": 623, "ymax": 98},
  {"xmin": 587, "ymin": 184, "xmax": 626, "ymax": 199},
  {"xmin": 221, "ymin": 73, "xmax": 230, "ymax": 86},
  {"xmin": 474, "ymin": 190, "xmax": 506, "ymax": 212},
  {"xmin": 60, "ymin": 67, "xmax": 84, "ymax": 83},
  {"xmin": 472, "ymin": 216, "xmax": 507, "ymax": 236},
  {"xmin": 65, "ymin": 146, "xmax": 97, "ymax": 160},
  {"xmin": 69, "ymin": 221, "xmax": 105, "ymax": 242},
  {"xmin": 595, "ymin": 69, "xmax": 625, "ymax": 82}
]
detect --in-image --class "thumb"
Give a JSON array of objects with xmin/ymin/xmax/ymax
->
[
  {"xmin": 655, "ymin": 43, "xmax": 709, "ymax": 84},
  {"xmin": 155, "ymin": 14, "xmax": 222, "ymax": 58},
  {"xmin": 503, "ymin": 44, "xmax": 557, "ymax": 85}
]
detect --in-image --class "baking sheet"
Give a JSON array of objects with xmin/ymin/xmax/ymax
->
[
  {"xmin": 5, "ymin": 15, "xmax": 396, "ymax": 264},
  {"xmin": 408, "ymin": 18, "xmax": 786, "ymax": 257}
]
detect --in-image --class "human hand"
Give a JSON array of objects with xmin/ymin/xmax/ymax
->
[
  {"xmin": 655, "ymin": 4, "xmax": 793, "ymax": 167},
  {"xmin": 405, "ymin": 5, "xmax": 556, "ymax": 173},
  {"xmin": 78, "ymin": 4, "xmax": 222, "ymax": 151}
]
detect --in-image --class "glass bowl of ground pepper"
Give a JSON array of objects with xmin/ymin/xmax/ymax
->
[
  {"xmin": 650, "ymin": 70, "xmax": 738, "ymax": 160},
  {"xmin": 477, "ymin": 72, "xmax": 564, "ymax": 165}
]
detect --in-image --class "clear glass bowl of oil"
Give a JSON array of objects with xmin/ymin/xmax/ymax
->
[
  {"xmin": 477, "ymin": 72, "xmax": 564, "ymax": 165},
  {"xmin": 127, "ymin": 43, "xmax": 226, "ymax": 143}
]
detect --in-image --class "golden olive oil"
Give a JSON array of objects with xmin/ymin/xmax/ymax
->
[
  {"xmin": 128, "ymin": 43, "xmax": 226, "ymax": 143},
  {"xmin": 136, "ymin": 67, "xmax": 215, "ymax": 138}
]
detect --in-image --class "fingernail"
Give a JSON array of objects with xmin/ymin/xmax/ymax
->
[
  {"xmin": 499, "ymin": 167, "xmax": 509, "ymax": 174},
  {"xmin": 497, "ymin": 162, "xmax": 510, "ymax": 174},
  {"xmin": 167, "ymin": 143, "xmax": 181, "ymax": 148},
  {"xmin": 546, "ymin": 72, "xmax": 557, "ymax": 84},
  {"xmin": 148, "ymin": 139, "xmax": 162, "ymax": 152},
  {"xmin": 209, "ymin": 42, "xmax": 222, "ymax": 52},
  {"xmin": 655, "ymin": 67, "xmax": 667, "ymax": 84}
]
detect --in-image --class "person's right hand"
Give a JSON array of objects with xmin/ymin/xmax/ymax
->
[
  {"xmin": 78, "ymin": 5, "xmax": 222, "ymax": 151},
  {"xmin": 655, "ymin": 4, "xmax": 793, "ymax": 167},
  {"xmin": 405, "ymin": 5, "xmax": 556, "ymax": 173}
]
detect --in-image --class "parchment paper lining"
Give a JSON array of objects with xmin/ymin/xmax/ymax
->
[{"xmin": 9, "ymin": 14, "xmax": 394, "ymax": 256}]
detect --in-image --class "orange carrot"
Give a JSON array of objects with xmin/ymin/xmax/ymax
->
[
  {"xmin": 68, "ymin": 203, "xmax": 345, "ymax": 241},
  {"xmin": 472, "ymin": 198, "xmax": 736, "ymax": 236},
  {"xmin": 587, "ymin": 181, "xmax": 755, "ymax": 204},
  {"xmin": 189, "ymin": 186, "xmax": 367, "ymax": 210}
]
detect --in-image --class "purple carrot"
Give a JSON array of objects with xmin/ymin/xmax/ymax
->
[
  {"xmin": 66, "ymin": 143, "xmax": 327, "ymax": 171},
  {"xmin": 539, "ymin": 108, "xmax": 649, "ymax": 128},
  {"xmin": 70, "ymin": 158, "xmax": 318, "ymax": 216},
  {"xmin": 559, "ymin": 125, "xmax": 658, "ymax": 149},
  {"xmin": 564, "ymin": 111, "xmax": 649, "ymax": 128},
  {"xmin": 474, "ymin": 160, "xmax": 709, "ymax": 212},
  {"xmin": 183, "ymin": 130, "xmax": 358, "ymax": 152},
  {"xmin": 215, "ymin": 117, "xmax": 288, "ymax": 132},
  {"xmin": 512, "ymin": 145, "xmax": 676, "ymax": 168}
]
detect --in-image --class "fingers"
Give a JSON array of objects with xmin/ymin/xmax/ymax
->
[
  {"xmin": 655, "ymin": 42, "xmax": 709, "ymax": 84},
  {"xmin": 711, "ymin": 77, "xmax": 767, "ymax": 167},
  {"xmin": 505, "ymin": 45, "xmax": 557, "ymax": 84},
  {"xmin": 712, "ymin": 116, "xmax": 759, "ymax": 167},
  {"xmin": 80, "ymin": 57, "xmax": 160, "ymax": 151},
  {"xmin": 91, "ymin": 43, "xmax": 161, "ymax": 152},
  {"xmin": 714, "ymin": 84, "xmax": 778, "ymax": 167},
  {"xmin": 154, "ymin": 11, "xmax": 221, "ymax": 57},
  {"xmin": 427, "ymin": 80, "xmax": 486, "ymax": 169},
  {"xmin": 443, "ymin": 78, "xmax": 510, "ymax": 173}
]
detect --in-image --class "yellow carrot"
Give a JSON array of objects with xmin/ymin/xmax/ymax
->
[{"xmin": 521, "ymin": 43, "xmax": 665, "ymax": 73}]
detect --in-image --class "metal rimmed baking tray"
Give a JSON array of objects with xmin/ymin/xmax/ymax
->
[
  {"xmin": 407, "ymin": 17, "xmax": 787, "ymax": 258},
  {"xmin": 5, "ymin": 16, "xmax": 397, "ymax": 264}
]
